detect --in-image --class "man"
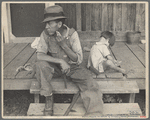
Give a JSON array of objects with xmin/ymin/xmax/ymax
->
[{"xmin": 34, "ymin": 5, "xmax": 103, "ymax": 116}]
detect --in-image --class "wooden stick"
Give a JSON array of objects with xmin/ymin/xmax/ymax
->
[
  {"xmin": 63, "ymin": 91, "xmax": 80, "ymax": 116},
  {"xmin": 89, "ymin": 66, "xmax": 100, "ymax": 76},
  {"xmin": 63, "ymin": 75, "xmax": 67, "ymax": 89}
]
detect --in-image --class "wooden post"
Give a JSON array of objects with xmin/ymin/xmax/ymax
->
[
  {"xmin": 45, "ymin": 3, "xmax": 55, "ymax": 8},
  {"xmin": 2, "ymin": 3, "xmax": 16, "ymax": 43},
  {"xmin": 76, "ymin": 3, "xmax": 81, "ymax": 31},
  {"xmin": 64, "ymin": 91, "xmax": 80, "ymax": 116},
  {"xmin": 34, "ymin": 94, "xmax": 40, "ymax": 103},
  {"xmin": 129, "ymin": 93, "xmax": 136, "ymax": 103},
  {"xmin": 7, "ymin": 3, "xmax": 16, "ymax": 40},
  {"xmin": 2, "ymin": 3, "xmax": 10, "ymax": 43}
]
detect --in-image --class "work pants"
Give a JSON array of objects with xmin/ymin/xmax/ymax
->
[{"xmin": 35, "ymin": 60, "xmax": 103, "ymax": 116}]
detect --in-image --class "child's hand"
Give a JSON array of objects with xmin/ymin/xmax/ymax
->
[{"xmin": 114, "ymin": 60, "xmax": 122, "ymax": 66}]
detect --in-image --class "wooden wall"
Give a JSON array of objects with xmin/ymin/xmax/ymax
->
[
  {"xmin": 8, "ymin": 3, "xmax": 145, "ymax": 39},
  {"xmin": 56, "ymin": 3, "xmax": 145, "ymax": 34}
]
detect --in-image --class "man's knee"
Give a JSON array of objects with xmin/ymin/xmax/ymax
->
[{"xmin": 35, "ymin": 60, "xmax": 54, "ymax": 75}]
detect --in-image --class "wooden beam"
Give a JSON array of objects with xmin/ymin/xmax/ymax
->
[
  {"xmin": 3, "ymin": 78, "xmax": 145, "ymax": 90},
  {"xmin": 76, "ymin": 3, "xmax": 81, "ymax": 31}
]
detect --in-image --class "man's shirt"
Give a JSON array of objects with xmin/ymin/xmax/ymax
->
[{"xmin": 36, "ymin": 25, "xmax": 83, "ymax": 65}]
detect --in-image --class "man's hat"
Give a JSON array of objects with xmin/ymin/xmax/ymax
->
[{"xmin": 42, "ymin": 5, "xmax": 67, "ymax": 23}]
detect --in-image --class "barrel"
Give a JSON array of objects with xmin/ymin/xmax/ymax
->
[{"xmin": 126, "ymin": 31, "xmax": 141, "ymax": 44}]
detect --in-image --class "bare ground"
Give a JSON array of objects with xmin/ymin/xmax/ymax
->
[{"xmin": 3, "ymin": 90, "xmax": 145, "ymax": 116}]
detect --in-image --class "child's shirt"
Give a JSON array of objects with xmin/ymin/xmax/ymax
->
[{"xmin": 87, "ymin": 41, "xmax": 110, "ymax": 73}]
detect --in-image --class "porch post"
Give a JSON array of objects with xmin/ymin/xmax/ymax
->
[
  {"xmin": 2, "ymin": 3, "xmax": 10, "ymax": 43},
  {"xmin": 2, "ymin": 2, "xmax": 16, "ymax": 43}
]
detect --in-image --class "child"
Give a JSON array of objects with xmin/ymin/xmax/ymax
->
[{"xmin": 87, "ymin": 31, "xmax": 127, "ymax": 75}]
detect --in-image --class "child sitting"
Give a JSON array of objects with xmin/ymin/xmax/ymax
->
[{"xmin": 87, "ymin": 31, "xmax": 127, "ymax": 75}]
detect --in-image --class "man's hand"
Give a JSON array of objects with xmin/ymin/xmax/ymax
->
[
  {"xmin": 56, "ymin": 31, "xmax": 67, "ymax": 49},
  {"xmin": 60, "ymin": 59, "xmax": 70, "ymax": 74}
]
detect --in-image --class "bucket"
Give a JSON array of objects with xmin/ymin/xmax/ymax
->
[{"xmin": 126, "ymin": 31, "xmax": 141, "ymax": 44}]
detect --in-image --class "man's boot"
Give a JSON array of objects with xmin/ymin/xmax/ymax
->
[{"xmin": 44, "ymin": 95, "xmax": 53, "ymax": 116}]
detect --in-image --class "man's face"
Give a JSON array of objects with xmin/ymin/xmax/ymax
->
[{"xmin": 45, "ymin": 20, "xmax": 60, "ymax": 35}]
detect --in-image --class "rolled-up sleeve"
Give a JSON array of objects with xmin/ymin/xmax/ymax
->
[
  {"xmin": 69, "ymin": 31, "xmax": 83, "ymax": 65},
  {"xmin": 36, "ymin": 32, "xmax": 48, "ymax": 54}
]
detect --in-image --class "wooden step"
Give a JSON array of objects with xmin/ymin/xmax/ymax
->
[
  {"xmin": 27, "ymin": 103, "xmax": 142, "ymax": 117},
  {"xmin": 30, "ymin": 80, "xmax": 139, "ymax": 94}
]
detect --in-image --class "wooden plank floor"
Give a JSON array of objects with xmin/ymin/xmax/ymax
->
[
  {"xmin": 4, "ymin": 44, "xmax": 36, "ymax": 79},
  {"xmin": 111, "ymin": 42, "xmax": 145, "ymax": 79},
  {"xmin": 3, "ymin": 42, "xmax": 146, "ymax": 89}
]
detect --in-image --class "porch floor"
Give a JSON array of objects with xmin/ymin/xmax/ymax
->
[{"xmin": 3, "ymin": 41, "xmax": 146, "ymax": 90}]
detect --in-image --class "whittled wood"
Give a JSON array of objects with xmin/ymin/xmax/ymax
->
[{"xmin": 16, "ymin": 51, "xmax": 37, "ymax": 79}]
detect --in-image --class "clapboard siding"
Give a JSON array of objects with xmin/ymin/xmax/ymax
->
[
  {"xmin": 56, "ymin": 3, "xmax": 145, "ymax": 33},
  {"xmin": 136, "ymin": 4, "xmax": 145, "ymax": 32}
]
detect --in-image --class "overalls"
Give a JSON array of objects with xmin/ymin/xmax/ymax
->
[{"xmin": 35, "ymin": 29, "xmax": 103, "ymax": 116}]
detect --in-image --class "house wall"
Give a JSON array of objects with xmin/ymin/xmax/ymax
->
[
  {"xmin": 10, "ymin": 3, "xmax": 145, "ymax": 37},
  {"xmin": 57, "ymin": 3, "xmax": 145, "ymax": 32}
]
